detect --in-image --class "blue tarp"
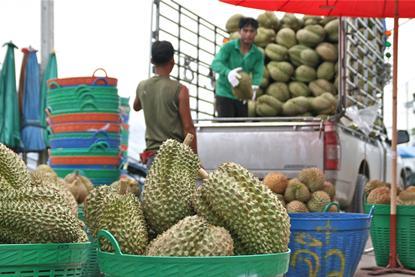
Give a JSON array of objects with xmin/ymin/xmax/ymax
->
[
  {"xmin": 21, "ymin": 49, "xmax": 46, "ymax": 151},
  {"xmin": 398, "ymin": 146, "xmax": 415, "ymax": 158}
]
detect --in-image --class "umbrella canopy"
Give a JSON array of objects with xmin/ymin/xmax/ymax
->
[
  {"xmin": 219, "ymin": 0, "xmax": 414, "ymax": 18},
  {"xmin": 0, "ymin": 42, "xmax": 20, "ymax": 149},
  {"xmin": 40, "ymin": 52, "xmax": 58, "ymax": 146},
  {"xmin": 20, "ymin": 48, "xmax": 46, "ymax": 152}
]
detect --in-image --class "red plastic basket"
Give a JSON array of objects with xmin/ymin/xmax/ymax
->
[
  {"xmin": 49, "ymin": 156, "xmax": 120, "ymax": 166},
  {"xmin": 50, "ymin": 123, "xmax": 120, "ymax": 134},
  {"xmin": 49, "ymin": 113, "xmax": 121, "ymax": 124},
  {"xmin": 48, "ymin": 68, "xmax": 117, "ymax": 88}
]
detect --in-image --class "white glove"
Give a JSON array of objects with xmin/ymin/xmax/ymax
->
[
  {"xmin": 227, "ymin": 67, "xmax": 242, "ymax": 87},
  {"xmin": 251, "ymin": 85, "xmax": 259, "ymax": 101}
]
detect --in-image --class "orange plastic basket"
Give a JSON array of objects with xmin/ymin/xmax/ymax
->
[
  {"xmin": 49, "ymin": 113, "xmax": 121, "ymax": 124},
  {"xmin": 50, "ymin": 123, "xmax": 120, "ymax": 134},
  {"xmin": 48, "ymin": 68, "xmax": 117, "ymax": 88}
]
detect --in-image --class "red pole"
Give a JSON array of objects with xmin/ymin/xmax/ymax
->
[{"xmin": 388, "ymin": 0, "xmax": 399, "ymax": 268}]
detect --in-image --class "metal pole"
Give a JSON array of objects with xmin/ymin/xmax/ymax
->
[
  {"xmin": 39, "ymin": 0, "xmax": 54, "ymax": 165},
  {"xmin": 41, "ymin": 0, "xmax": 54, "ymax": 74}
]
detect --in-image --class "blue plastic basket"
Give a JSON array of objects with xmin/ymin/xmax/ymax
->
[
  {"xmin": 286, "ymin": 208, "xmax": 374, "ymax": 277},
  {"xmin": 50, "ymin": 137, "xmax": 120, "ymax": 149}
]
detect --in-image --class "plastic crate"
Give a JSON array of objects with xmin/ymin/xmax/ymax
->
[
  {"xmin": 48, "ymin": 68, "xmax": 117, "ymax": 88},
  {"xmin": 49, "ymin": 113, "xmax": 121, "ymax": 124},
  {"xmin": 96, "ymin": 230, "xmax": 290, "ymax": 277},
  {"xmin": 286, "ymin": 209, "xmax": 373, "ymax": 277},
  {"xmin": 364, "ymin": 203, "xmax": 415, "ymax": 269},
  {"xmin": 0, "ymin": 242, "xmax": 90, "ymax": 276},
  {"xmin": 49, "ymin": 122, "xmax": 121, "ymax": 134},
  {"xmin": 54, "ymin": 168, "xmax": 120, "ymax": 180}
]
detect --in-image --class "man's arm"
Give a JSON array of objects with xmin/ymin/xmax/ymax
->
[
  {"xmin": 251, "ymin": 52, "xmax": 265, "ymax": 86},
  {"xmin": 211, "ymin": 43, "xmax": 232, "ymax": 76},
  {"xmin": 178, "ymin": 85, "xmax": 197, "ymax": 154},
  {"xmin": 133, "ymin": 83, "xmax": 142, "ymax": 111}
]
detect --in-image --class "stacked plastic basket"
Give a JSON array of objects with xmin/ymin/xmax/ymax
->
[
  {"xmin": 47, "ymin": 69, "xmax": 121, "ymax": 185},
  {"xmin": 119, "ymin": 97, "xmax": 130, "ymax": 165}
]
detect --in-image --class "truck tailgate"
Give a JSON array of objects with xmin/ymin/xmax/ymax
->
[{"xmin": 196, "ymin": 121, "xmax": 324, "ymax": 178}]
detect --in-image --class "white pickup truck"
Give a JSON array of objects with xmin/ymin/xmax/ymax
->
[{"xmin": 151, "ymin": 0, "xmax": 410, "ymax": 211}]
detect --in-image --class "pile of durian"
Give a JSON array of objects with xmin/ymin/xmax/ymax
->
[
  {"xmin": 84, "ymin": 138, "xmax": 291, "ymax": 256},
  {"xmin": 225, "ymin": 12, "xmax": 388, "ymax": 118},
  {"xmin": 365, "ymin": 180, "xmax": 415, "ymax": 205},
  {"xmin": 0, "ymin": 143, "xmax": 88, "ymax": 243},
  {"xmin": 263, "ymin": 168, "xmax": 337, "ymax": 213}
]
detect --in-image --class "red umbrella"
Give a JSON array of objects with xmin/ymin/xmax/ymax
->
[{"xmin": 220, "ymin": 0, "xmax": 415, "ymax": 275}]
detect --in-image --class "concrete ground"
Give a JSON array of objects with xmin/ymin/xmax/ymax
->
[{"xmin": 354, "ymin": 239, "xmax": 415, "ymax": 276}]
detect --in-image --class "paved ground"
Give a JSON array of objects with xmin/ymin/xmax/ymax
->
[{"xmin": 355, "ymin": 239, "xmax": 415, "ymax": 276}]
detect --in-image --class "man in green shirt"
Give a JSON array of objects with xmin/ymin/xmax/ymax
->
[
  {"xmin": 211, "ymin": 17, "xmax": 264, "ymax": 117},
  {"xmin": 134, "ymin": 41, "xmax": 197, "ymax": 169}
]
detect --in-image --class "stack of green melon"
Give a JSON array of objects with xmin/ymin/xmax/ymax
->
[
  {"xmin": 85, "ymin": 139, "xmax": 291, "ymax": 256},
  {"xmin": 0, "ymin": 143, "xmax": 88, "ymax": 244},
  {"xmin": 225, "ymin": 12, "xmax": 386, "ymax": 117},
  {"xmin": 263, "ymin": 167, "xmax": 338, "ymax": 213}
]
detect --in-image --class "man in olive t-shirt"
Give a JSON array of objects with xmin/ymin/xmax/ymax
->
[{"xmin": 133, "ymin": 41, "xmax": 197, "ymax": 169}]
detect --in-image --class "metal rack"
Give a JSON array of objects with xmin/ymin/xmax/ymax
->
[{"xmin": 151, "ymin": 0, "xmax": 228, "ymax": 119}]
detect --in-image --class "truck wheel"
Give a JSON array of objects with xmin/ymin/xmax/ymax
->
[{"xmin": 350, "ymin": 174, "xmax": 368, "ymax": 213}]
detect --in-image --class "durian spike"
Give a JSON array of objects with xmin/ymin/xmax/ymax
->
[{"xmin": 182, "ymin": 134, "xmax": 209, "ymax": 180}]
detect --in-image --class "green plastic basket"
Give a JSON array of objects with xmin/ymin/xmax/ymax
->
[
  {"xmin": 96, "ymin": 230, "xmax": 290, "ymax": 277},
  {"xmin": 51, "ymin": 141, "xmax": 120, "ymax": 157},
  {"xmin": 48, "ymin": 84, "xmax": 118, "ymax": 95},
  {"xmin": 364, "ymin": 203, "xmax": 415, "ymax": 269},
  {"xmin": 0, "ymin": 241, "xmax": 90, "ymax": 276}
]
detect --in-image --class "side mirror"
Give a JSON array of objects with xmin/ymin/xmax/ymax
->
[{"xmin": 398, "ymin": 130, "xmax": 410, "ymax": 144}]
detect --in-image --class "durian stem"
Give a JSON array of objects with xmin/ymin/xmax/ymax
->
[
  {"xmin": 183, "ymin": 133, "xmax": 194, "ymax": 146},
  {"xmin": 119, "ymin": 180, "xmax": 128, "ymax": 195},
  {"xmin": 198, "ymin": 168, "xmax": 209, "ymax": 180}
]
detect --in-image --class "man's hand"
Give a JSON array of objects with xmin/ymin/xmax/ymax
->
[
  {"xmin": 227, "ymin": 67, "xmax": 242, "ymax": 87},
  {"xmin": 251, "ymin": 85, "xmax": 259, "ymax": 101}
]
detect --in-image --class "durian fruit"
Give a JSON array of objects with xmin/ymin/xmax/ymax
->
[
  {"xmin": 143, "ymin": 139, "xmax": 200, "ymax": 234},
  {"xmin": 0, "ymin": 143, "xmax": 31, "ymax": 188},
  {"xmin": 85, "ymin": 186, "xmax": 113, "ymax": 234},
  {"xmin": 0, "ymin": 144, "xmax": 86, "ymax": 243},
  {"xmin": 367, "ymin": 186, "xmax": 390, "ymax": 204},
  {"xmin": 29, "ymin": 171, "xmax": 78, "ymax": 216},
  {"xmin": 298, "ymin": 167, "xmax": 325, "ymax": 192},
  {"xmin": 286, "ymin": 200, "xmax": 309, "ymax": 213},
  {"xmin": 146, "ymin": 215, "xmax": 234, "ymax": 256},
  {"xmin": 398, "ymin": 190, "xmax": 415, "ymax": 205},
  {"xmin": 406, "ymin": 186, "xmax": 415, "ymax": 193},
  {"xmin": 64, "ymin": 171, "xmax": 93, "ymax": 204},
  {"xmin": 226, "ymin": 14, "xmax": 244, "ymax": 33},
  {"xmin": 276, "ymin": 194, "xmax": 286, "ymax": 207},
  {"xmin": 35, "ymin": 164, "xmax": 56, "ymax": 175},
  {"xmin": 111, "ymin": 177, "xmax": 140, "ymax": 197},
  {"xmin": 323, "ymin": 181, "xmax": 336, "ymax": 200},
  {"xmin": 232, "ymin": 71, "xmax": 253, "ymax": 100},
  {"xmin": 193, "ymin": 162, "xmax": 290, "ymax": 254},
  {"xmin": 284, "ymin": 178, "xmax": 311, "ymax": 203},
  {"xmin": 364, "ymin": 179, "xmax": 388, "ymax": 195},
  {"xmin": 263, "ymin": 172, "xmax": 288, "ymax": 194},
  {"xmin": 85, "ymin": 183, "xmax": 148, "ymax": 255},
  {"xmin": 0, "ymin": 187, "xmax": 87, "ymax": 243},
  {"xmin": 307, "ymin": 191, "xmax": 331, "ymax": 212}
]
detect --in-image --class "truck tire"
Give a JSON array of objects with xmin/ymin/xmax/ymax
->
[{"xmin": 350, "ymin": 174, "xmax": 368, "ymax": 213}]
